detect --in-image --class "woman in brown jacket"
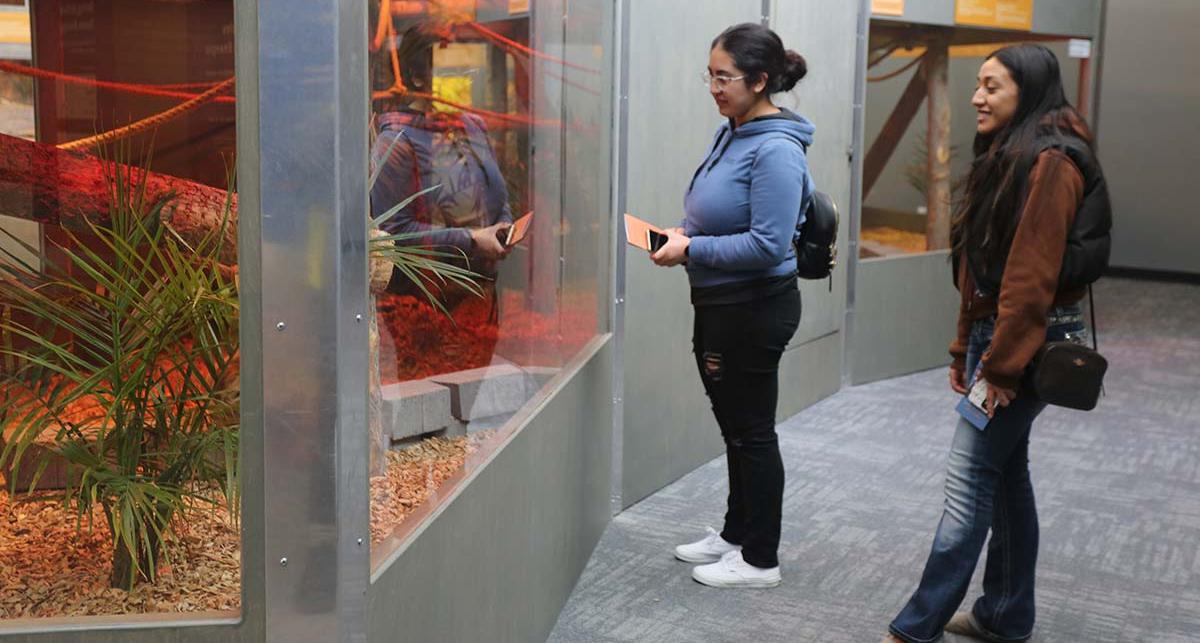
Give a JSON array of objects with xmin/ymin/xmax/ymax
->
[{"xmin": 885, "ymin": 44, "xmax": 1111, "ymax": 643}]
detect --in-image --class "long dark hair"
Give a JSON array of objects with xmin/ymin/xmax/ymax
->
[
  {"xmin": 951, "ymin": 44, "xmax": 1093, "ymax": 266},
  {"xmin": 712, "ymin": 23, "xmax": 807, "ymax": 94}
]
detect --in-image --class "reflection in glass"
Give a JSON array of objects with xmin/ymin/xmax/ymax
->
[
  {"xmin": 0, "ymin": 0, "xmax": 239, "ymax": 619},
  {"xmin": 367, "ymin": 0, "xmax": 609, "ymax": 559}
]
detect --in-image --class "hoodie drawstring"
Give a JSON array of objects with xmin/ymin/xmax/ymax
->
[{"xmin": 688, "ymin": 129, "xmax": 728, "ymax": 192}]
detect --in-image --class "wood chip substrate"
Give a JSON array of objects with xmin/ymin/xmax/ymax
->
[
  {"xmin": 370, "ymin": 434, "xmax": 484, "ymax": 544},
  {"xmin": 0, "ymin": 490, "xmax": 241, "ymax": 619},
  {"xmin": 861, "ymin": 226, "xmax": 928, "ymax": 255}
]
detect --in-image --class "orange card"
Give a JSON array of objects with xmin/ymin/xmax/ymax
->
[
  {"xmin": 623, "ymin": 213, "xmax": 664, "ymax": 251},
  {"xmin": 505, "ymin": 211, "xmax": 533, "ymax": 246}
]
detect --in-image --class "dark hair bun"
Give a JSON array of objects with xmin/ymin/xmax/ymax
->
[
  {"xmin": 779, "ymin": 50, "xmax": 808, "ymax": 92},
  {"xmin": 713, "ymin": 23, "xmax": 809, "ymax": 95}
]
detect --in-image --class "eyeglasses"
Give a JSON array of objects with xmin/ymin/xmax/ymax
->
[{"xmin": 700, "ymin": 71, "xmax": 746, "ymax": 89}]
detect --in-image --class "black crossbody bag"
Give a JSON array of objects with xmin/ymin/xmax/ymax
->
[{"xmin": 1029, "ymin": 285, "xmax": 1108, "ymax": 411}]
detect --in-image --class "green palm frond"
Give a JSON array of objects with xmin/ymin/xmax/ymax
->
[
  {"xmin": 368, "ymin": 175, "xmax": 488, "ymax": 317},
  {"xmin": 0, "ymin": 142, "xmax": 239, "ymax": 589}
]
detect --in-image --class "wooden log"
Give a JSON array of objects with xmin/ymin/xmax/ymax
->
[
  {"xmin": 2, "ymin": 133, "xmax": 401, "ymax": 477},
  {"xmin": 863, "ymin": 65, "xmax": 927, "ymax": 199},
  {"xmin": 0, "ymin": 132, "xmax": 238, "ymax": 264},
  {"xmin": 924, "ymin": 41, "xmax": 952, "ymax": 250}
]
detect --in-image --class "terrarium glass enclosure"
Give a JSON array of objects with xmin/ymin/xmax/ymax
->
[
  {"xmin": 0, "ymin": 0, "xmax": 241, "ymax": 621},
  {"xmin": 1, "ymin": 0, "xmax": 617, "ymax": 637},
  {"xmin": 364, "ymin": 0, "xmax": 611, "ymax": 565}
]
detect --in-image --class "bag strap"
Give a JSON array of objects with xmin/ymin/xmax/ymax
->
[
  {"xmin": 1089, "ymin": 283, "xmax": 1105, "ymax": 397},
  {"xmin": 1088, "ymin": 283, "xmax": 1098, "ymax": 352}
]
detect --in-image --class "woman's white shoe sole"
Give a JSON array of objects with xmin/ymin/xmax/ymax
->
[
  {"xmin": 690, "ymin": 569, "xmax": 782, "ymax": 588},
  {"xmin": 674, "ymin": 550, "xmax": 723, "ymax": 564}
]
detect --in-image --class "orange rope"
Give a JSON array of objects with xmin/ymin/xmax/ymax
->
[
  {"xmin": 372, "ymin": 86, "xmax": 561, "ymax": 128},
  {"xmin": 465, "ymin": 22, "xmax": 601, "ymax": 75},
  {"xmin": 868, "ymin": 53, "xmax": 925, "ymax": 83},
  {"xmin": 372, "ymin": 0, "xmax": 392, "ymax": 52},
  {"xmin": 0, "ymin": 61, "xmax": 235, "ymax": 104},
  {"xmin": 155, "ymin": 81, "xmax": 226, "ymax": 90},
  {"xmin": 58, "ymin": 77, "xmax": 236, "ymax": 151}
]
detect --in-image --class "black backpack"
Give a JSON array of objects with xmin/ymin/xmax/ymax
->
[{"xmin": 794, "ymin": 190, "xmax": 839, "ymax": 284}]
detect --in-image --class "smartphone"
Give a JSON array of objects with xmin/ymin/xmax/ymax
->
[{"xmin": 646, "ymin": 229, "xmax": 670, "ymax": 253}]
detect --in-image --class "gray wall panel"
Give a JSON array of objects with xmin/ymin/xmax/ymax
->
[
  {"xmin": 772, "ymin": 0, "xmax": 859, "ymax": 343},
  {"xmin": 0, "ymin": 622, "xmax": 245, "ymax": 643},
  {"xmin": 620, "ymin": 0, "xmax": 760, "ymax": 508},
  {"xmin": 778, "ymin": 332, "xmax": 844, "ymax": 419},
  {"xmin": 1098, "ymin": 0, "xmax": 1200, "ymax": 274},
  {"xmin": 1033, "ymin": 0, "xmax": 1100, "ymax": 37},
  {"xmin": 874, "ymin": 0, "xmax": 956, "ymax": 27},
  {"xmin": 851, "ymin": 252, "xmax": 958, "ymax": 385},
  {"xmin": 367, "ymin": 339, "xmax": 613, "ymax": 643},
  {"xmin": 620, "ymin": 0, "xmax": 859, "ymax": 508}
]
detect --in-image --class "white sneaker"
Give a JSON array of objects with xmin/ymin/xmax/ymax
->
[
  {"xmin": 673, "ymin": 527, "xmax": 740, "ymax": 563},
  {"xmin": 691, "ymin": 550, "xmax": 782, "ymax": 588}
]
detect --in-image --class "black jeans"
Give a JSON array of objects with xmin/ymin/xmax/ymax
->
[{"xmin": 692, "ymin": 287, "xmax": 801, "ymax": 569}]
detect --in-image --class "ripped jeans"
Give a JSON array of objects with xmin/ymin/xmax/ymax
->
[{"xmin": 692, "ymin": 287, "xmax": 801, "ymax": 568}]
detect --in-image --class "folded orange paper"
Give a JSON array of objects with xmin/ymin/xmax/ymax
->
[
  {"xmin": 505, "ymin": 211, "xmax": 533, "ymax": 246},
  {"xmin": 623, "ymin": 213, "xmax": 664, "ymax": 251}
]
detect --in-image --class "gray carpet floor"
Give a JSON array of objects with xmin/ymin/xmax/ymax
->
[{"xmin": 548, "ymin": 278, "xmax": 1200, "ymax": 643}]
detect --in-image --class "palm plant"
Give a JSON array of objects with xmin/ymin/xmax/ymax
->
[
  {"xmin": 904, "ymin": 128, "xmax": 960, "ymax": 200},
  {"xmin": 0, "ymin": 152, "xmax": 239, "ymax": 589}
]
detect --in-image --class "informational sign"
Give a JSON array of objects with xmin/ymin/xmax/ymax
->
[
  {"xmin": 955, "ymin": 0, "xmax": 997, "ymax": 26},
  {"xmin": 996, "ymin": 0, "xmax": 1034, "ymax": 30},
  {"xmin": 956, "ymin": 0, "xmax": 1034, "ymax": 31},
  {"xmin": 871, "ymin": 0, "xmax": 905, "ymax": 17},
  {"xmin": 509, "ymin": 0, "xmax": 529, "ymax": 14},
  {"xmin": 1068, "ymin": 38, "xmax": 1092, "ymax": 59}
]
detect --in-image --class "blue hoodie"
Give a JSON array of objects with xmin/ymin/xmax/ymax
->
[{"xmin": 683, "ymin": 109, "xmax": 816, "ymax": 288}]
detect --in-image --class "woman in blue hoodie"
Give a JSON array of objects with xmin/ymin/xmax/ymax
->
[{"xmin": 651, "ymin": 22, "xmax": 814, "ymax": 589}]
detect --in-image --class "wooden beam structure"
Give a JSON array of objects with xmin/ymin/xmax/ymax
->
[
  {"xmin": 923, "ymin": 39, "xmax": 951, "ymax": 250},
  {"xmin": 863, "ymin": 65, "xmax": 926, "ymax": 199}
]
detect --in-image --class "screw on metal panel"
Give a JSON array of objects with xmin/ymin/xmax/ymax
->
[
  {"xmin": 357, "ymin": 538, "xmax": 364, "ymax": 546},
  {"xmin": 355, "ymin": 314, "xmax": 363, "ymax": 323},
  {"xmin": 279, "ymin": 557, "xmax": 288, "ymax": 567},
  {"xmin": 275, "ymin": 322, "xmax": 286, "ymax": 331}
]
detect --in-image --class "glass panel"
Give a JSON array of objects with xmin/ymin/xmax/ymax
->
[
  {"xmin": 0, "ymin": 0, "xmax": 240, "ymax": 620},
  {"xmin": 562, "ymin": 0, "xmax": 613, "ymax": 347},
  {"xmin": 366, "ymin": 0, "xmax": 610, "ymax": 562},
  {"xmin": 861, "ymin": 36, "xmax": 1084, "ymax": 259}
]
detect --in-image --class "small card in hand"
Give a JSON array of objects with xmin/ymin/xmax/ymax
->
[
  {"xmin": 623, "ymin": 213, "xmax": 666, "ymax": 251},
  {"xmin": 504, "ymin": 211, "xmax": 533, "ymax": 247},
  {"xmin": 956, "ymin": 376, "xmax": 991, "ymax": 431}
]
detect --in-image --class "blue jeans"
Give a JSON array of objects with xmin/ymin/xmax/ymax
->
[{"xmin": 890, "ymin": 307, "xmax": 1086, "ymax": 643}]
